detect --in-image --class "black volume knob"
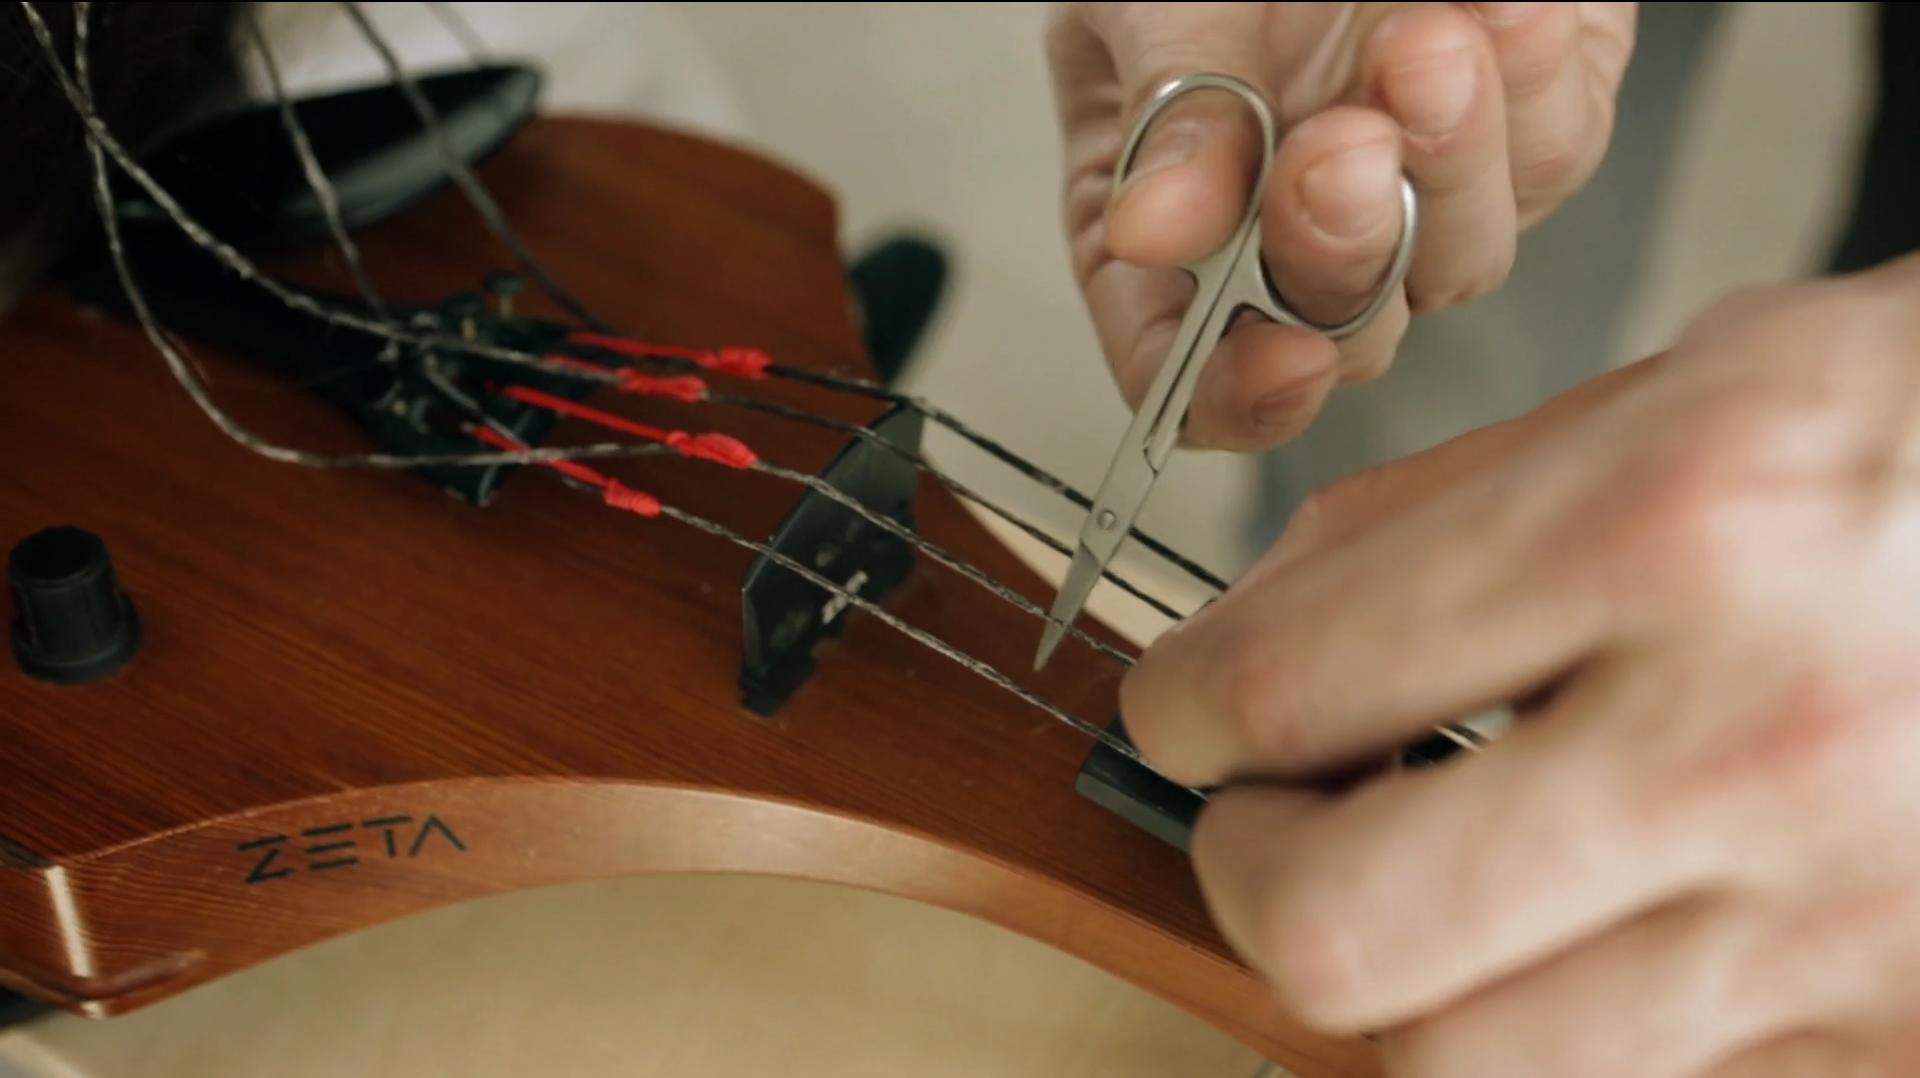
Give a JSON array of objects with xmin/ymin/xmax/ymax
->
[{"xmin": 9, "ymin": 527, "xmax": 141, "ymax": 684}]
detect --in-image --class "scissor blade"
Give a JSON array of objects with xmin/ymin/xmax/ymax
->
[{"xmin": 1034, "ymin": 543, "xmax": 1106, "ymax": 671}]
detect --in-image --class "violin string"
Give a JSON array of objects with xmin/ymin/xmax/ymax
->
[
  {"xmin": 46, "ymin": 0, "xmax": 676, "ymax": 473},
  {"xmin": 43, "ymin": 1, "xmax": 1187, "ymax": 662},
  {"xmin": 495, "ymin": 380, "xmax": 1128, "ymax": 664},
  {"xmin": 417, "ymin": 348, "xmax": 619, "ymax": 457},
  {"xmin": 242, "ymin": 2, "xmax": 1168, "ymax": 651},
  {"xmin": 483, "ymin": 382, "xmax": 1139, "ymax": 664},
  {"xmin": 338, "ymin": 1, "xmax": 610, "ymax": 333},
  {"xmin": 422, "ymin": 1, "xmax": 490, "ymax": 65},
  {"xmin": 79, "ymin": 0, "xmax": 1475, "ymax": 807},
  {"xmin": 38, "ymin": 10, "xmax": 1206, "ymax": 634},
  {"xmin": 48, "ymin": 1, "xmax": 1193, "ymax": 767},
  {"xmin": 327, "ymin": 1, "xmax": 1234, "ymax": 597},
  {"xmin": 554, "ymin": 341, "xmax": 1235, "ymax": 598},
  {"xmin": 244, "ymin": 7, "xmax": 391, "ymax": 326},
  {"xmin": 533, "ymin": 465, "xmax": 1176, "ymax": 783},
  {"xmin": 562, "ymin": 341, "xmax": 1211, "ymax": 614},
  {"xmin": 752, "ymin": 366, "xmax": 1232, "ymax": 594},
  {"xmin": 30, "ymin": 0, "xmax": 1192, "ymax": 607},
  {"xmin": 478, "ymin": 381, "xmax": 1136, "ymax": 661},
  {"xmin": 755, "ymin": 462, "xmax": 1134, "ymax": 666},
  {"xmin": 713, "ymin": 392, "xmax": 1186, "ymax": 623},
  {"xmin": 668, "ymin": 500, "xmax": 1169, "ymax": 773},
  {"xmin": 22, "ymin": 1, "xmax": 610, "ymax": 382}
]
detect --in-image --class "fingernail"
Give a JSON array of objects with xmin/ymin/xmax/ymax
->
[
  {"xmin": 1300, "ymin": 139, "xmax": 1400, "ymax": 239},
  {"xmin": 1382, "ymin": 45, "xmax": 1477, "ymax": 137},
  {"xmin": 1125, "ymin": 127, "xmax": 1199, "ymax": 186}
]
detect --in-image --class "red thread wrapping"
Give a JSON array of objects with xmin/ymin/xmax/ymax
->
[
  {"xmin": 565, "ymin": 331, "xmax": 699, "ymax": 361},
  {"xmin": 538, "ymin": 354, "xmax": 707, "ymax": 401},
  {"xmin": 664, "ymin": 431, "xmax": 758, "ymax": 469},
  {"xmin": 499, "ymin": 385, "xmax": 759, "ymax": 470},
  {"xmin": 565, "ymin": 331, "xmax": 772, "ymax": 381},
  {"xmin": 601, "ymin": 480, "xmax": 661, "ymax": 516},
  {"xmin": 467, "ymin": 426, "xmax": 661, "ymax": 518},
  {"xmin": 705, "ymin": 346, "xmax": 772, "ymax": 379},
  {"xmin": 618, "ymin": 373, "xmax": 707, "ymax": 401},
  {"xmin": 501, "ymin": 385, "xmax": 670, "ymax": 442}
]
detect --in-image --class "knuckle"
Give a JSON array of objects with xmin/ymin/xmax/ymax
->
[
  {"xmin": 1602, "ymin": 430, "xmax": 1765, "ymax": 607},
  {"xmin": 1128, "ymin": 36, "xmax": 1210, "ymax": 104},
  {"xmin": 1378, "ymin": 1020, "xmax": 1470, "ymax": 1078},
  {"xmin": 1274, "ymin": 473, "xmax": 1372, "ymax": 562},
  {"xmin": 1511, "ymin": 135, "xmax": 1592, "ymax": 199},
  {"xmin": 1339, "ymin": 347, "xmax": 1395, "ymax": 386},
  {"xmin": 1586, "ymin": 389, "xmax": 1875, "ymax": 645},
  {"xmin": 1247, "ymin": 898, "xmax": 1374, "ymax": 1031},
  {"xmin": 1115, "ymin": 311, "xmax": 1181, "ymax": 409},
  {"xmin": 1662, "ymin": 673, "xmax": 1885, "ymax": 840},
  {"xmin": 1310, "ymin": 469, "xmax": 1372, "ymax": 520},
  {"xmin": 1678, "ymin": 282, "xmax": 1806, "ymax": 351},
  {"xmin": 1063, "ymin": 177, "xmax": 1113, "ymax": 282},
  {"xmin": 1316, "ymin": 231, "xmax": 1401, "ymax": 285},
  {"xmin": 1189, "ymin": 800, "xmax": 1374, "ymax": 1028},
  {"xmin": 1280, "ymin": 485, "xmax": 1345, "ymax": 551},
  {"xmin": 1041, "ymin": 3, "xmax": 1081, "ymax": 52},
  {"xmin": 1219, "ymin": 625, "xmax": 1314, "ymax": 765},
  {"xmin": 1378, "ymin": 5, "xmax": 1488, "ymax": 84},
  {"xmin": 1116, "ymin": 660, "xmax": 1172, "ymax": 762},
  {"xmin": 1408, "ymin": 257, "xmax": 1513, "ymax": 313},
  {"xmin": 1498, "ymin": 40, "xmax": 1563, "ymax": 97}
]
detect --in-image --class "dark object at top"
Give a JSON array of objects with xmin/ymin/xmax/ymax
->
[
  {"xmin": 9, "ymin": 526, "xmax": 141, "ymax": 685},
  {"xmin": 108, "ymin": 63, "xmax": 541, "ymax": 252},
  {"xmin": 66, "ymin": 63, "xmax": 572, "ymax": 507},
  {"xmin": 847, "ymin": 234, "xmax": 948, "ymax": 386}
]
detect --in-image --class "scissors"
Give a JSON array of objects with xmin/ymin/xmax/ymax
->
[{"xmin": 1034, "ymin": 72, "xmax": 1420, "ymax": 670}]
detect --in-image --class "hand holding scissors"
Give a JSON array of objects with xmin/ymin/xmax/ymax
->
[{"xmin": 1036, "ymin": 73, "xmax": 1418, "ymax": 669}]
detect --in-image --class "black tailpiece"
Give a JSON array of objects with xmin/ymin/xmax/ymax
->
[{"xmin": 739, "ymin": 407, "xmax": 923, "ymax": 716}]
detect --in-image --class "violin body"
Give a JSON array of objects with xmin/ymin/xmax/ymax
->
[{"xmin": 0, "ymin": 109, "xmax": 1376, "ymax": 1077}]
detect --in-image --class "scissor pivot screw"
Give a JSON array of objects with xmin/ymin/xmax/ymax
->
[{"xmin": 1096, "ymin": 510, "xmax": 1117, "ymax": 530}]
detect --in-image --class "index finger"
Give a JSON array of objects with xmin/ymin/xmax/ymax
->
[{"xmin": 1120, "ymin": 358, "xmax": 1660, "ymax": 786}]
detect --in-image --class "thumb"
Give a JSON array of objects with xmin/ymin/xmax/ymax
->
[
  {"xmin": 1106, "ymin": 88, "xmax": 1266, "ymax": 268},
  {"xmin": 1083, "ymin": 5, "xmax": 1270, "ymax": 268}
]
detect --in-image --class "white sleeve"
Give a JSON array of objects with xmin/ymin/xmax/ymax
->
[{"xmin": 243, "ymin": 2, "xmax": 750, "ymax": 141}]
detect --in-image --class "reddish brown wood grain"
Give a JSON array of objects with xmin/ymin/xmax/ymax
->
[{"xmin": 0, "ymin": 116, "xmax": 1379, "ymax": 1077}]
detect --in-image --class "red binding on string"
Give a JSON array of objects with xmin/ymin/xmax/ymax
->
[
  {"xmin": 499, "ymin": 385, "xmax": 759, "ymax": 470},
  {"xmin": 599, "ymin": 482, "xmax": 661, "ymax": 516},
  {"xmin": 469, "ymin": 426, "xmax": 661, "ymax": 517},
  {"xmin": 565, "ymin": 331, "xmax": 772, "ymax": 380},
  {"xmin": 705, "ymin": 346, "xmax": 773, "ymax": 379},
  {"xmin": 539, "ymin": 354, "xmax": 708, "ymax": 402},
  {"xmin": 663, "ymin": 430, "xmax": 758, "ymax": 469},
  {"xmin": 618, "ymin": 372, "xmax": 707, "ymax": 401}
]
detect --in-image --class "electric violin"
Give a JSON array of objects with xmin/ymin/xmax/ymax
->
[{"xmin": 0, "ymin": 7, "xmax": 1470, "ymax": 1075}]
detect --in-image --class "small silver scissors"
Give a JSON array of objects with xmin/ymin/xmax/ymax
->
[{"xmin": 1034, "ymin": 72, "xmax": 1419, "ymax": 670}]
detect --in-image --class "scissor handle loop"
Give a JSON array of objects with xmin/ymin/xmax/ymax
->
[{"xmin": 1110, "ymin": 72, "xmax": 1419, "ymax": 342}]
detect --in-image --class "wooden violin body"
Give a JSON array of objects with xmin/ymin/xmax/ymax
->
[{"xmin": 0, "ymin": 110, "xmax": 1376, "ymax": 1077}]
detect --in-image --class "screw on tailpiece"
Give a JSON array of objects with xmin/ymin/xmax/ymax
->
[
  {"xmin": 484, "ymin": 272, "xmax": 524, "ymax": 319},
  {"xmin": 445, "ymin": 292, "xmax": 486, "ymax": 341}
]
